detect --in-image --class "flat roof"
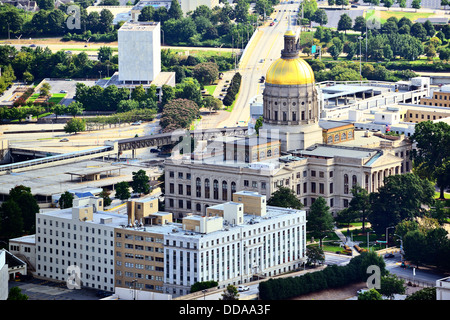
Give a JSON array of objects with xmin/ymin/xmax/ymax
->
[
  {"xmin": 65, "ymin": 165, "xmax": 124, "ymax": 177},
  {"xmin": 0, "ymin": 159, "xmax": 160, "ymax": 198},
  {"xmin": 119, "ymin": 21, "xmax": 160, "ymax": 31},
  {"xmin": 321, "ymin": 85, "xmax": 377, "ymax": 100},
  {"xmin": 294, "ymin": 144, "xmax": 378, "ymax": 160}
]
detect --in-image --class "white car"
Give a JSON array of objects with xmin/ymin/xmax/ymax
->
[{"xmin": 238, "ymin": 285, "xmax": 249, "ymax": 292}]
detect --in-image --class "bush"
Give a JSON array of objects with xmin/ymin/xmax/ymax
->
[
  {"xmin": 258, "ymin": 251, "xmax": 386, "ymax": 300},
  {"xmin": 222, "ymin": 72, "xmax": 241, "ymax": 107}
]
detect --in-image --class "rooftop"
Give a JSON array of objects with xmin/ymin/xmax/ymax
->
[
  {"xmin": 119, "ymin": 21, "xmax": 160, "ymax": 32},
  {"xmin": 293, "ymin": 144, "xmax": 379, "ymax": 160}
]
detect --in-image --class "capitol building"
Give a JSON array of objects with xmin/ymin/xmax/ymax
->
[{"xmin": 164, "ymin": 27, "xmax": 412, "ymax": 218}]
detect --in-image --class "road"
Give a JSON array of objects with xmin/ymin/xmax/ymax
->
[{"xmin": 216, "ymin": 1, "xmax": 301, "ymax": 129}]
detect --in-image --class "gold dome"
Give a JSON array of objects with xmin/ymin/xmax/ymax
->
[{"xmin": 265, "ymin": 57, "xmax": 315, "ymax": 85}]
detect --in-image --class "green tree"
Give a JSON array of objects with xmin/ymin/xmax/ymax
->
[
  {"xmin": 40, "ymin": 82, "xmax": 51, "ymax": 96},
  {"xmin": 312, "ymin": 8, "xmax": 328, "ymax": 26},
  {"xmin": 306, "ymin": 197, "xmax": 334, "ymax": 247},
  {"xmin": 267, "ymin": 186, "xmax": 303, "ymax": 209},
  {"xmin": 358, "ymin": 288, "xmax": 383, "ymax": 300},
  {"xmin": 337, "ymin": 13, "xmax": 352, "ymax": 34},
  {"xmin": 138, "ymin": 5, "xmax": 155, "ymax": 21},
  {"xmin": 403, "ymin": 230, "xmax": 427, "ymax": 267},
  {"xmin": 99, "ymin": 9, "xmax": 114, "ymax": 33},
  {"xmin": 348, "ymin": 185, "xmax": 371, "ymax": 233},
  {"xmin": 0, "ymin": 200, "xmax": 23, "ymax": 240},
  {"xmin": 410, "ymin": 121, "xmax": 450, "ymax": 199},
  {"xmin": 379, "ymin": 274, "xmax": 405, "ymax": 299},
  {"xmin": 64, "ymin": 117, "xmax": 86, "ymax": 134},
  {"xmin": 254, "ymin": 116, "xmax": 263, "ymax": 135},
  {"xmin": 115, "ymin": 181, "xmax": 131, "ymax": 201},
  {"xmin": 369, "ymin": 173, "xmax": 435, "ymax": 235},
  {"xmin": 406, "ymin": 287, "xmax": 436, "ymax": 300},
  {"xmin": 221, "ymin": 285, "xmax": 239, "ymax": 300},
  {"xmin": 192, "ymin": 62, "xmax": 219, "ymax": 86},
  {"xmin": 9, "ymin": 185, "xmax": 39, "ymax": 234},
  {"xmin": 353, "ymin": 16, "xmax": 366, "ymax": 34},
  {"xmin": 411, "ymin": 0, "xmax": 421, "ymax": 9},
  {"xmin": 131, "ymin": 169, "xmax": 150, "ymax": 195},
  {"xmin": 98, "ymin": 46, "xmax": 113, "ymax": 63},
  {"xmin": 99, "ymin": 189, "xmax": 112, "ymax": 207},
  {"xmin": 168, "ymin": 0, "xmax": 183, "ymax": 20},
  {"xmin": 306, "ymin": 245, "xmax": 325, "ymax": 266},
  {"xmin": 59, "ymin": 191, "xmax": 74, "ymax": 209},
  {"xmin": 411, "ymin": 23, "xmax": 427, "ymax": 41},
  {"xmin": 66, "ymin": 101, "xmax": 84, "ymax": 117},
  {"xmin": 7, "ymin": 286, "xmax": 28, "ymax": 300}
]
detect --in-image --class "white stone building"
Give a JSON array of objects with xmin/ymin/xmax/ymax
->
[
  {"xmin": 35, "ymin": 197, "xmax": 128, "ymax": 292},
  {"xmin": 118, "ymin": 21, "xmax": 161, "ymax": 84}
]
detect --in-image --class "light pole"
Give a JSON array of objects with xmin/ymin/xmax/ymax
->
[
  {"xmin": 321, "ymin": 235, "xmax": 328, "ymax": 249},
  {"xmin": 394, "ymin": 233, "xmax": 404, "ymax": 261},
  {"xmin": 358, "ymin": 36, "xmax": 363, "ymax": 81},
  {"xmin": 367, "ymin": 230, "xmax": 372, "ymax": 251},
  {"xmin": 386, "ymin": 226, "xmax": 394, "ymax": 249}
]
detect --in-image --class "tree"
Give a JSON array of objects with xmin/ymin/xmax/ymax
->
[
  {"xmin": 348, "ymin": 185, "xmax": 371, "ymax": 232},
  {"xmin": 40, "ymin": 82, "xmax": 51, "ymax": 96},
  {"xmin": 405, "ymin": 287, "xmax": 436, "ymax": 300},
  {"xmin": 358, "ymin": 288, "xmax": 383, "ymax": 300},
  {"xmin": 99, "ymin": 189, "xmax": 112, "ymax": 207},
  {"xmin": 221, "ymin": 285, "xmax": 239, "ymax": 300},
  {"xmin": 403, "ymin": 230, "xmax": 427, "ymax": 267},
  {"xmin": 423, "ymin": 20, "xmax": 436, "ymax": 38},
  {"xmin": 410, "ymin": 23, "xmax": 427, "ymax": 41},
  {"xmin": 138, "ymin": 6, "xmax": 155, "ymax": 21},
  {"xmin": 64, "ymin": 117, "xmax": 86, "ymax": 134},
  {"xmin": 312, "ymin": 9, "xmax": 328, "ymax": 26},
  {"xmin": 411, "ymin": 0, "xmax": 421, "ymax": 9},
  {"xmin": 9, "ymin": 185, "xmax": 39, "ymax": 234},
  {"xmin": 168, "ymin": 0, "xmax": 183, "ymax": 20},
  {"xmin": 410, "ymin": 121, "xmax": 450, "ymax": 199},
  {"xmin": 384, "ymin": 0, "xmax": 394, "ymax": 7},
  {"xmin": 192, "ymin": 62, "xmax": 219, "ymax": 86},
  {"xmin": 306, "ymin": 245, "xmax": 325, "ymax": 266},
  {"xmin": 254, "ymin": 116, "xmax": 263, "ymax": 135},
  {"xmin": 379, "ymin": 274, "xmax": 405, "ymax": 299},
  {"xmin": 0, "ymin": 200, "xmax": 23, "ymax": 240},
  {"xmin": 98, "ymin": 46, "xmax": 113, "ymax": 63},
  {"xmin": 59, "ymin": 191, "xmax": 74, "ymax": 209},
  {"xmin": 353, "ymin": 16, "xmax": 366, "ymax": 34},
  {"xmin": 160, "ymin": 98, "xmax": 200, "ymax": 132},
  {"xmin": 115, "ymin": 181, "xmax": 131, "ymax": 201},
  {"xmin": 203, "ymin": 96, "xmax": 222, "ymax": 114},
  {"xmin": 306, "ymin": 197, "xmax": 334, "ymax": 247},
  {"xmin": 267, "ymin": 186, "xmax": 303, "ymax": 209},
  {"xmin": 66, "ymin": 101, "xmax": 84, "ymax": 117},
  {"xmin": 369, "ymin": 173, "xmax": 435, "ymax": 235},
  {"xmin": 99, "ymin": 9, "xmax": 114, "ymax": 33},
  {"xmin": 131, "ymin": 169, "xmax": 150, "ymax": 195},
  {"xmin": 7, "ymin": 286, "xmax": 28, "ymax": 300},
  {"xmin": 327, "ymin": 37, "xmax": 343, "ymax": 60},
  {"xmin": 337, "ymin": 13, "xmax": 352, "ymax": 34}
]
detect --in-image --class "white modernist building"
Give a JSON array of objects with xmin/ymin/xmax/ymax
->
[
  {"xmin": 35, "ymin": 197, "xmax": 128, "ymax": 292},
  {"xmin": 118, "ymin": 21, "xmax": 161, "ymax": 84},
  {"xmin": 0, "ymin": 250, "xmax": 7, "ymax": 300}
]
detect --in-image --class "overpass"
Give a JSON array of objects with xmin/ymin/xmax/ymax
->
[
  {"xmin": 0, "ymin": 127, "xmax": 249, "ymax": 173},
  {"xmin": 117, "ymin": 126, "xmax": 249, "ymax": 156}
]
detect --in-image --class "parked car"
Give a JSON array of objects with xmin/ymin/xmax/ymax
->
[
  {"xmin": 270, "ymin": 22, "xmax": 275, "ymax": 26},
  {"xmin": 384, "ymin": 253, "xmax": 395, "ymax": 259},
  {"xmin": 131, "ymin": 121, "xmax": 141, "ymax": 125},
  {"xmin": 60, "ymin": 90, "xmax": 68, "ymax": 93},
  {"xmin": 60, "ymin": 138, "xmax": 69, "ymax": 142},
  {"xmin": 238, "ymin": 285, "xmax": 249, "ymax": 292}
]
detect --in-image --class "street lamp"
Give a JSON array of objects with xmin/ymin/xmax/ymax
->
[
  {"xmin": 394, "ymin": 233, "xmax": 404, "ymax": 261},
  {"xmin": 321, "ymin": 235, "xmax": 328, "ymax": 249},
  {"xmin": 367, "ymin": 230, "xmax": 372, "ymax": 251},
  {"xmin": 358, "ymin": 36, "xmax": 363, "ymax": 82},
  {"xmin": 386, "ymin": 226, "xmax": 394, "ymax": 249}
]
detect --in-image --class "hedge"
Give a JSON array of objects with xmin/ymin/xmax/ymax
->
[
  {"xmin": 222, "ymin": 72, "xmax": 242, "ymax": 107},
  {"xmin": 258, "ymin": 251, "xmax": 386, "ymax": 300}
]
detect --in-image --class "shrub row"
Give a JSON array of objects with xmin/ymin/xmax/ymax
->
[
  {"xmin": 222, "ymin": 72, "xmax": 242, "ymax": 107},
  {"xmin": 13, "ymin": 88, "xmax": 35, "ymax": 107},
  {"xmin": 258, "ymin": 251, "xmax": 385, "ymax": 300}
]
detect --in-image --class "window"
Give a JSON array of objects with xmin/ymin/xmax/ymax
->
[
  {"xmin": 319, "ymin": 183, "xmax": 324, "ymax": 194},
  {"xmin": 222, "ymin": 181, "xmax": 228, "ymax": 201},
  {"xmin": 344, "ymin": 174, "xmax": 349, "ymax": 194},
  {"xmin": 196, "ymin": 178, "xmax": 201, "ymax": 198},
  {"xmin": 213, "ymin": 180, "xmax": 219, "ymax": 200},
  {"xmin": 231, "ymin": 181, "xmax": 236, "ymax": 194},
  {"xmin": 352, "ymin": 175, "xmax": 357, "ymax": 188},
  {"xmin": 205, "ymin": 179, "xmax": 210, "ymax": 199},
  {"xmin": 311, "ymin": 182, "xmax": 316, "ymax": 193}
]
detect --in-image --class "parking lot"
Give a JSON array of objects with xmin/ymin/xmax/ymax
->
[{"xmin": 9, "ymin": 277, "xmax": 104, "ymax": 300}]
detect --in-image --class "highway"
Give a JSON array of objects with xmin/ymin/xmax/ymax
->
[{"xmin": 217, "ymin": 1, "xmax": 302, "ymax": 128}]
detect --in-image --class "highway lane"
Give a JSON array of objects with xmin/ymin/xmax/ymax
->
[{"xmin": 217, "ymin": 1, "xmax": 301, "ymax": 128}]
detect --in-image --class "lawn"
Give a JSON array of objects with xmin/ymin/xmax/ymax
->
[
  {"xmin": 204, "ymin": 85, "xmax": 216, "ymax": 96},
  {"xmin": 48, "ymin": 93, "xmax": 66, "ymax": 104},
  {"xmin": 366, "ymin": 9, "xmax": 435, "ymax": 24}
]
